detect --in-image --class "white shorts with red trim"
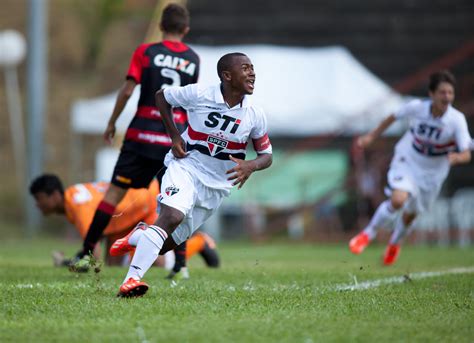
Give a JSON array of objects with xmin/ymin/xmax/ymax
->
[{"xmin": 158, "ymin": 159, "xmax": 227, "ymax": 245}]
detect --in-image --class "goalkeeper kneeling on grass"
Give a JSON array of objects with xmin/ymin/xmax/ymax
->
[{"xmin": 29, "ymin": 174, "xmax": 220, "ymax": 275}]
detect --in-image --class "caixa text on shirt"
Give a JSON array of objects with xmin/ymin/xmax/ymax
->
[{"xmin": 153, "ymin": 54, "xmax": 197, "ymax": 76}]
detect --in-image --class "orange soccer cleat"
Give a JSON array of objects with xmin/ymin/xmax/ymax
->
[
  {"xmin": 109, "ymin": 222, "xmax": 148, "ymax": 256},
  {"xmin": 349, "ymin": 231, "xmax": 371, "ymax": 255},
  {"xmin": 383, "ymin": 244, "xmax": 401, "ymax": 266},
  {"xmin": 117, "ymin": 278, "xmax": 149, "ymax": 298}
]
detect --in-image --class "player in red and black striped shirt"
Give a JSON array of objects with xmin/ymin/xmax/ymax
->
[{"xmin": 75, "ymin": 4, "xmax": 200, "ymax": 269}]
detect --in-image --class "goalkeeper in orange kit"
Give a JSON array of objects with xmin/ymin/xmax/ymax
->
[{"xmin": 29, "ymin": 174, "xmax": 219, "ymax": 271}]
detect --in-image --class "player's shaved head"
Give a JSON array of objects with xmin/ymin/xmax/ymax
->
[
  {"xmin": 29, "ymin": 174, "xmax": 64, "ymax": 196},
  {"xmin": 217, "ymin": 52, "xmax": 248, "ymax": 80}
]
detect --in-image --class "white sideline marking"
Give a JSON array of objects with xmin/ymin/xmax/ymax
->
[
  {"xmin": 333, "ymin": 267, "xmax": 474, "ymax": 292},
  {"xmin": 7, "ymin": 282, "xmax": 113, "ymax": 290},
  {"xmin": 4, "ymin": 267, "xmax": 474, "ymax": 293}
]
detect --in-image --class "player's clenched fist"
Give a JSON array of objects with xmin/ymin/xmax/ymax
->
[
  {"xmin": 103, "ymin": 123, "xmax": 116, "ymax": 144},
  {"xmin": 171, "ymin": 136, "xmax": 187, "ymax": 158}
]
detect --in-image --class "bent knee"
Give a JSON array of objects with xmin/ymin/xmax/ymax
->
[
  {"xmin": 200, "ymin": 247, "xmax": 220, "ymax": 268},
  {"xmin": 207, "ymin": 258, "xmax": 220, "ymax": 268},
  {"xmin": 156, "ymin": 205, "xmax": 185, "ymax": 232},
  {"xmin": 391, "ymin": 190, "xmax": 409, "ymax": 210},
  {"xmin": 167, "ymin": 209, "xmax": 185, "ymax": 227}
]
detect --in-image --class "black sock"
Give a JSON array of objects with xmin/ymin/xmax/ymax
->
[
  {"xmin": 83, "ymin": 201, "xmax": 115, "ymax": 254},
  {"xmin": 172, "ymin": 242, "xmax": 187, "ymax": 273}
]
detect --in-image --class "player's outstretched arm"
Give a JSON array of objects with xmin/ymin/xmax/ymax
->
[
  {"xmin": 155, "ymin": 89, "xmax": 187, "ymax": 158},
  {"xmin": 226, "ymin": 153, "xmax": 272, "ymax": 189},
  {"xmin": 357, "ymin": 114, "xmax": 396, "ymax": 149},
  {"xmin": 104, "ymin": 80, "xmax": 137, "ymax": 144}
]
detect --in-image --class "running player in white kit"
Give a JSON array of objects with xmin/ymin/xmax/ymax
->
[
  {"xmin": 115, "ymin": 53, "xmax": 273, "ymax": 297},
  {"xmin": 349, "ymin": 70, "xmax": 471, "ymax": 266}
]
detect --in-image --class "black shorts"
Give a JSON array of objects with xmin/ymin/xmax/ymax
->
[{"xmin": 111, "ymin": 147, "xmax": 166, "ymax": 189}]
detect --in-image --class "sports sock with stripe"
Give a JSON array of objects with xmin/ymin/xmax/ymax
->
[{"xmin": 124, "ymin": 225, "xmax": 168, "ymax": 282}]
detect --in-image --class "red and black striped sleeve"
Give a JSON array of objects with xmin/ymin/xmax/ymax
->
[{"xmin": 126, "ymin": 43, "xmax": 151, "ymax": 84}]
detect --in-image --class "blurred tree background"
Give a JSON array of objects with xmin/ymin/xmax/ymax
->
[{"xmin": 0, "ymin": 0, "xmax": 157, "ymax": 229}]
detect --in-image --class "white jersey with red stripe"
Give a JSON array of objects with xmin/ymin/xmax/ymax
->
[
  {"xmin": 163, "ymin": 83, "xmax": 272, "ymax": 191},
  {"xmin": 393, "ymin": 99, "xmax": 471, "ymax": 178}
]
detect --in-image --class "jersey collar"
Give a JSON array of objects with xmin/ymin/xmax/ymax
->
[
  {"xmin": 162, "ymin": 40, "xmax": 189, "ymax": 53},
  {"xmin": 214, "ymin": 83, "xmax": 251, "ymax": 108},
  {"xmin": 428, "ymin": 99, "xmax": 450, "ymax": 120}
]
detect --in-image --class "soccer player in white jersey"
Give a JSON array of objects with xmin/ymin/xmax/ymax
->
[
  {"xmin": 114, "ymin": 52, "xmax": 273, "ymax": 297},
  {"xmin": 349, "ymin": 70, "xmax": 471, "ymax": 266}
]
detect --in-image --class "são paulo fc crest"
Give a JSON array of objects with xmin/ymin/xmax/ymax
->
[
  {"xmin": 207, "ymin": 135, "xmax": 228, "ymax": 156},
  {"xmin": 165, "ymin": 185, "xmax": 179, "ymax": 196}
]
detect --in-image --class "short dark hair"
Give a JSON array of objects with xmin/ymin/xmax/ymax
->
[
  {"xmin": 29, "ymin": 174, "xmax": 64, "ymax": 196},
  {"xmin": 429, "ymin": 70, "xmax": 456, "ymax": 92},
  {"xmin": 160, "ymin": 3, "xmax": 190, "ymax": 34},
  {"xmin": 216, "ymin": 52, "xmax": 247, "ymax": 80}
]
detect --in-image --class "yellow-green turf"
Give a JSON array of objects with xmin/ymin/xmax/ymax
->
[{"xmin": 1, "ymin": 238, "xmax": 473, "ymax": 342}]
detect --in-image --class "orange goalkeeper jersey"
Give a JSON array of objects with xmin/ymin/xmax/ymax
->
[{"xmin": 64, "ymin": 180, "xmax": 159, "ymax": 238}]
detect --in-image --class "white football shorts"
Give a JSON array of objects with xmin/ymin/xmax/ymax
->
[
  {"xmin": 385, "ymin": 153, "xmax": 445, "ymax": 213},
  {"xmin": 158, "ymin": 158, "xmax": 228, "ymax": 245}
]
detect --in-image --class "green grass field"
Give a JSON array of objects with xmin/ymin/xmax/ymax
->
[{"xmin": 1, "ymin": 238, "xmax": 473, "ymax": 342}]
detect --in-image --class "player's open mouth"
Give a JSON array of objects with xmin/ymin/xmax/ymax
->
[{"xmin": 247, "ymin": 79, "xmax": 255, "ymax": 89}]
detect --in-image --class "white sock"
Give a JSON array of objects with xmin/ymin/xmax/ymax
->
[
  {"xmin": 389, "ymin": 215, "xmax": 414, "ymax": 245},
  {"xmin": 163, "ymin": 250, "xmax": 176, "ymax": 271},
  {"xmin": 363, "ymin": 200, "xmax": 399, "ymax": 240},
  {"xmin": 123, "ymin": 225, "xmax": 168, "ymax": 283},
  {"xmin": 128, "ymin": 227, "xmax": 146, "ymax": 246}
]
